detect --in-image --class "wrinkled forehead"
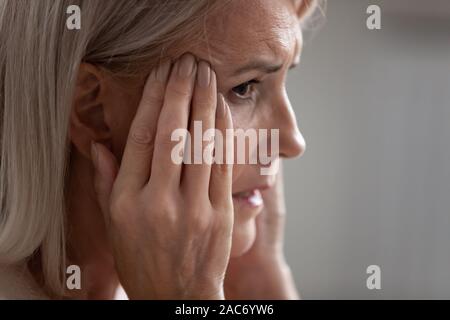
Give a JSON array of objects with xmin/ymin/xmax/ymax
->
[{"xmin": 199, "ymin": 0, "xmax": 302, "ymax": 70}]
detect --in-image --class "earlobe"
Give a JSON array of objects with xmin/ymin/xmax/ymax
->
[{"xmin": 70, "ymin": 63, "xmax": 112, "ymax": 159}]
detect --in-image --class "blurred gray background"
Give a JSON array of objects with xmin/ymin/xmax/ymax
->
[{"xmin": 284, "ymin": 0, "xmax": 450, "ymax": 299}]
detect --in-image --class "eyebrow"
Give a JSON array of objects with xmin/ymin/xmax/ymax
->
[
  {"xmin": 232, "ymin": 55, "xmax": 301, "ymax": 76},
  {"xmin": 232, "ymin": 60, "xmax": 284, "ymax": 77}
]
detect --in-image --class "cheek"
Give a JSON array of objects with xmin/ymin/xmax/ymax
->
[
  {"xmin": 230, "ymin": 220, "xmax": 256, "ymax": 257},
  {"xmin": 227, "ymin": 96, "xmax": 273, "ymax": 131},
  {"xmin": 229, "ymin": 106, "xmax": 269, "ymax": 189}
]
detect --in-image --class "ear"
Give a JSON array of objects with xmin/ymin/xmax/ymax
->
[{"xmin": 70, "ymin": 63, "xmax": 112, "ymax": 159}]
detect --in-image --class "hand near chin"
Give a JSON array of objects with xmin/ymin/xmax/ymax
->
[
  {"xmin": 90, "ymin": 54, "xmax": 234, "ymax": 300},
  {"xmin": 225, "ymin": 163, "xmax": 300, "ymax": 300}
]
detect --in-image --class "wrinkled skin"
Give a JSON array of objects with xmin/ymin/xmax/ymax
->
[{"xmin": 66, "ymin": 0, "xmax": 306, "ymax": 299}]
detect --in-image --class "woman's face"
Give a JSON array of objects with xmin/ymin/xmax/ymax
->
[{"xmin": 108, "ymin": 0, "xmax": 305, "ymax": 257}]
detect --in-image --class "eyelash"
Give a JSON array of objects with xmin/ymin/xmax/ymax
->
[{"xmin": 231, "ymin": 80, "xmax": 260, "ymax": 101}]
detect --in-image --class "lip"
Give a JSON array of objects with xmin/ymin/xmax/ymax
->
[
  {"xmin": 232, "ymin": 189, "xmax": 263, "ymax": 208},
  {"xmin": 233, "ymin": 183, "xmax": 271, "ymax": 195},
  {"xmin": 232, "ymin": 182, "xmax": 272, "ymax": 208}
]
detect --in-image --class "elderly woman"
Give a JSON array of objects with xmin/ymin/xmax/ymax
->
[{"xmin": 0, "ymin": 0, "xmax": 319, "ymax": 299}]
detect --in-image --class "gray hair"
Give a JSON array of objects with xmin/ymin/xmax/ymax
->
[{"xmin": 0, "ymin": 0, "xmax": 320, "ymax": 297}]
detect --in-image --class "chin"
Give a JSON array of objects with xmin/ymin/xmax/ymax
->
[
  {"xmin": 230, "ymin": 187, "xmax": 265, "ymax": 257},
  {"xmin": 230, "ymin": 219, "xmax": 257, "ymax": 257}
]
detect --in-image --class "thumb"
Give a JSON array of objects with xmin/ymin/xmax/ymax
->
[{"xmin": 91, "ymin": 141, "xmax": 119, "ymax": 224}]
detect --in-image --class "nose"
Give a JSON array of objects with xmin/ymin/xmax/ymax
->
[{"xmin": 272, "ymin": 90, "xmax": 306, "ymax": 159}]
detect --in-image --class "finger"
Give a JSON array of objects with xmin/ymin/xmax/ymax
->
[
  {"xmin": 181, "ymin": 61, "xmax": 217, "ymax": 194},
  {"xmin": 209, "ymin": 95, "xmax": 234, "ymax": 206},
  {"xmin": 115, "ymin": 61, "xmax": 171, "ymax": 191},
  {"xmin": 149, "ymin": 53, "xmax": 197, "ymax": 188},
  {"xmin": 91, "ymin": 141, "xmax": 119, "ymax": 226}
]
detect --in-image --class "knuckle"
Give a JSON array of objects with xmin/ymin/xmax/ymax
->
[
  {"xmin": 142, "ymin": 92, "xmax": 164, "ymax": 107},
  {"xmin": 145, "ymin": 207, "xmax": 176, "ymax": 229},
  {"xmin": 167, "ymin": 82, "xmax": 192, "ymax": 99},
  {"xmin": 189, "ymin": 214, "xmax": 211, "ymax": 233},
  {"xmin": 144, "ymin": 196, "xmax": 180, "ymax": 231},
  {"xmin": 129, "ymin": 125, "xmax": 154, "ymax": 148},
  {"xmin": 186, "ymin": 203, "xmax": 213, "ymax": 233},
  {"xmin": 151, "ymin": 191, "xmax": 178, "ymax": 214},
  {"xmin": 193, "ymin": 98, "xmax": 215, "ymax": 111},
  {"xmin": 155, "ymin": 198, "xmax": 177, "ymax": 218},
  {"xmin": 142, "ymin": 84, "xmax": 164, "ymax": 106}
]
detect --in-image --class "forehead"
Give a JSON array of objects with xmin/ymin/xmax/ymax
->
[{"xmin": 196, "ymin": 0, "xmax": 301, "ymax": 69}]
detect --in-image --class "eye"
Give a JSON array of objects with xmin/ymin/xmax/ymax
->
[{"xmin": 232, "ymin": 80, "xmax": 260, "ymax": 99}]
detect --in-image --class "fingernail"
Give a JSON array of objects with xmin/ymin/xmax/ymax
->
[
  {"xmin": 197, "ymin": 61, "xmax": 211, "ymax": 88},
  {"xmin": 217, "ymin": 94, "xmax": 228, "ymax": 118},
  {"xmin": 156, "ymin": 60, "xmax": 171, "ymax": 83},
  {"xmin": 177, "ymin": 54, "xmax": 196, "ymax": 78},
  {"xmin": 91, "ymin": 141, "xmax": 98, "ymax": 169}
]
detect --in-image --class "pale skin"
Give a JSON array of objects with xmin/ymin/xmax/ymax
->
[{"xmin": 9, "ymin": 0, "xmax": 307, "ymax": 299}]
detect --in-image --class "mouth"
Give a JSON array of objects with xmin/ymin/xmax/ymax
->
[{"xmin": 232, "ymin": 188, "xmax": 265, "ymax": 208}]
